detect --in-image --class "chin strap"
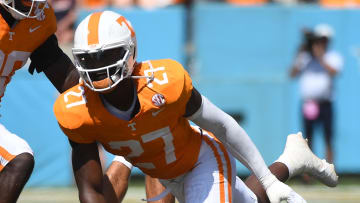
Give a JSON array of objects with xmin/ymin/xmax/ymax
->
[{"xmin": 131, "ymin": 60, "xmax": 155, "ymax": 84}]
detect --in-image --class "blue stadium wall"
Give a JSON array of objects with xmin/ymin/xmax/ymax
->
[{"xmin": 2, "ymin": 3, "xmax": 360, "ymax": 186}]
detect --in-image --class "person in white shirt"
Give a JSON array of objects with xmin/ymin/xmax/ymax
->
[{"xmin": 290, "ymin": 24, "xmax": 343, "ymax": 164}]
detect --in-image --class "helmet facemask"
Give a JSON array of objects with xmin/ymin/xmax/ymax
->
[
  {"xmin": 73, "ymin": 42, "xmax": 134, "ymax": 92},
  {"xmin": 2, "ymin": 0, "xmax": 46, "ymax": 20}
]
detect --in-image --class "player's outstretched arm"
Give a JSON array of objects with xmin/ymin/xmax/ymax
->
[
  {"xmin": 105, "ymin": 157, "xmax": 132, "ymax": 202},
  {"xmin": 69, "ymin": 140, "xmax": 109, "ymax": 203},
  {"xmin": 185, "ymin": 88, "xmax": 306, "ymax": 203},
  {"xmin": 29, "ymin": 34, "xmax": 80, "ymax": 93},
  {"xmin": 106, "ymin": 157, "xmax": 175, "ymax": 203},
  {"xmin": 145, "ymin": 175, "xmax": 176, "ymax": 203},
  {"xmin": 43, "ymin": 55, "xmax": 79, "ymax": 93}
]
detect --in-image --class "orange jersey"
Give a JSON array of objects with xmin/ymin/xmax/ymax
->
[
  {"xmin": 0, "ymin": 4, "xmax": 56, "ymax": 101},
  {"xmin": 54, "ymin": 59, "xmax": 203, "ymax": 179}
]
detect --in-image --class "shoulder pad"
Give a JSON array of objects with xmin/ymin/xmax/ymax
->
[
  {"xmin": 53, "ymin": 85, "xmax": 87, "ymax": 130},
  {"xmin": 53, "ymin": 85, "xmax": 96, "ymax": 143},
  {"xmin": 38, "ymin": 3, "xmax": 57, "ymax": 33},
  {"xmin": 136, "ymin": 59, "xmax": 193, "ymax": 105}
]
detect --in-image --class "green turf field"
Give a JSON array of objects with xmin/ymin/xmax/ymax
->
[{"xmin": 18, "ymin": 176, "xmax": 360, "ymax": 203}]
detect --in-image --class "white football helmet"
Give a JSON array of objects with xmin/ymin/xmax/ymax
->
[
  {"xmin": 1, "ymin": 0, "xmax": 46, "ymax": 20},
  {"xmin": 73, "ymin": 11, "xmax": 140, "ymax": 92}
]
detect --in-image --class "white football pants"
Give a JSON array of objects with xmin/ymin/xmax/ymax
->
[
  {"xmin": 0, "ymin": 123, "xmax": 33, "ymax": 171},
  {"xmin": 160, "ymin": 131, "xmax": 258, "ymax": 203}
]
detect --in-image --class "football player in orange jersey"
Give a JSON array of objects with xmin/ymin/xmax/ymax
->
[
  {"xmin": 0, "ymin": 0, "xmax": 83, "ymax": 202},
  {"xmin": 54, "ymin": 10, "xmax": 339, "ymax": 203}
]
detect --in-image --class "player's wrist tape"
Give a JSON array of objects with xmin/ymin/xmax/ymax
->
[{"xmin": 259, "ymin": 171, "xmax": 277, "ymax": 190}]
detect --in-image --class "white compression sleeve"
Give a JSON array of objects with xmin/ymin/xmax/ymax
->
[{"xmin": 188, "ymin": 95, "xmax": 272, "ymax": 182}]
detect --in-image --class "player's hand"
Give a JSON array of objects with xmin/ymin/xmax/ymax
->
[
  {"xmin": 261, "ymin": 173, "xmax": 307, "ymax": 203},
  {"xmin": 266, "ymin": 180, "xmax": 306, "ymax": 203}
]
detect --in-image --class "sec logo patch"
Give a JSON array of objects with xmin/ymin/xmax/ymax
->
[{"xmin": 152, "ymin": 94, "xmax": 165, "ymax": 107}]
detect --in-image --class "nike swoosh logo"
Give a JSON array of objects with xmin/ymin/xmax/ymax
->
[
  {"xmin": 152, "ymin": 108, "xmax": 165, "ymax": 117},
  {"xmin": 29, "ymin": 26, "xmax": 41, "ymax": 33}
]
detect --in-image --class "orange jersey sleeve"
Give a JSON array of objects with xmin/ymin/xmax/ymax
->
[
  {"xmin": 54, "ymin": 85, "xmax": 97, "ymax": 144},
  {"xmin": 133, "ymin": 59, "xmax": 193, "ymax": 115},
  {"xmin": 54, "ymin": 59, "xmax": 202, "ymax": 179}
]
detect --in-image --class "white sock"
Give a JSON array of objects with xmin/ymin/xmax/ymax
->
[{"xmin": 274, "ymin": 154, "xmax": 297, "ymax": 180}]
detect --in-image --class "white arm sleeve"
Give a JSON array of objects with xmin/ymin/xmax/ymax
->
[{"xmin": 188, "ymin": 95, "xmax": 272, "ymax": 182}]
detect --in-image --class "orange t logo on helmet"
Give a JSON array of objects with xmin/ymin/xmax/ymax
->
[{"xmin": 116, "ymin": 16, "xmax": 135, "ymax": 38}]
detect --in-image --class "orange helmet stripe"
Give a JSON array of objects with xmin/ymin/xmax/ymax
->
[{"xmin": 87, "ymin": 12, "xmax": 102, "ymax": 45}]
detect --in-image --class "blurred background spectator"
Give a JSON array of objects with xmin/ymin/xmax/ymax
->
[
  {"xmin": 79, "ymin": 0, "xmax": 109, "ymax": 9},
  {"xmin": 49, "ymin": 0, "xmax": 77, "ymax": 44},
  {"xmin": 135, "ymin": 0, "xmax": 185, "ymax": 9},
  {"xmin": 320, "ymin": 0, "xmax": 360, "ymax": 8},
  {"xmin": 109, "ymin": 0, "xmax": 133, "ymax": 9},
  {"xmin": 289, "ymin": 24, "xmax": 343, "ymax": 164},
  {"xmin": 227, "ymin": 0, "xmax": 268, "ymax": 6}
]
